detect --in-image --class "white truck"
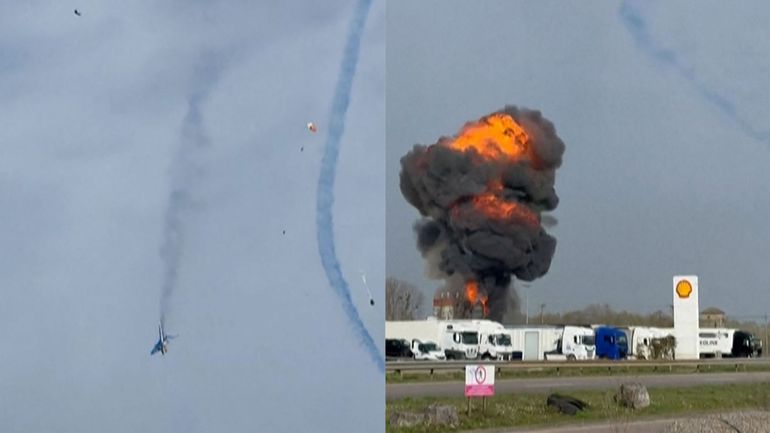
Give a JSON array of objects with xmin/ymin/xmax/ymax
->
[
  {"xmin": 409, "ymin": 339, "xmax": 446, "ymax": 360},
  {"xmin": 452, "ymin": 319, "xmax": 514, "ymax": 360},
  {"xmin": 623, "ymin": 326, "xmax": 675, "ymax": 360},
  {"xmin": 544, "ymin": 326, "xmax": 596, "ymax": 361},
  {"xmin": 506, "ymin": 325, "xmax": 562, "ymax": 361},
  {"xmin": 385, "ymin": 317, "xmax": 479, "ymax": 360},
  {"xmin": 699, "ymin": 328, "xmax": 735, "ymax": 358}
]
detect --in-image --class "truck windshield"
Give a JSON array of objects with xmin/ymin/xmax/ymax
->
[
  {"xmin": 618, "ymin": 334, "xmax": 628, "ymax": 345},
  {"xmin": 461, "ymin": 332, "xmax": 478, "ymax": 345},
  {"xmin": 582, "ymin": 335, "xmax": 595, "ymax": 345},
  {"xmin": 497, "ymin": 334, "xmax": 511, "ymax": 346}
]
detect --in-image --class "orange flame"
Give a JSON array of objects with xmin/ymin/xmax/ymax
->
[
  {"xmin": 448, "ymin": 113, "xmax": 530, "ymax": 161},
  {"xmin": 464, "ymin": 280, "xmax": 489, "ymax": 317},
  {"xmin": 470, "ymin": 192, "xmax": 539, "ymax": 226}
]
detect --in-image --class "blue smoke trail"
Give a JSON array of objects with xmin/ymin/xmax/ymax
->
[
  {"xmin": 620, "ymin": 0, "xmax": 770, "ymax": 142},
  {"xmin": 315, "ymin": 0, "xmax": 384, "ymax": 372}
]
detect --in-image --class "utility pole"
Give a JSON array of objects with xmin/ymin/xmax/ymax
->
[{"xmin": 539, "ymin": 303, "xmax": 546, "ymax": 324}]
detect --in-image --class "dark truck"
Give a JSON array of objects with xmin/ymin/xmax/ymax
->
[{"xmin": 732, "ymin": 330, "xmax": 763, "ymax": 357}]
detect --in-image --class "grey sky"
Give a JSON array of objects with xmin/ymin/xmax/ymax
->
[
  {"xmin": 1, "ymin": 1, "xmax": 383, "ymax": 432},
  {"xmin": 386, "ymin": 0, "xmax": 770, "ymax": 320}
]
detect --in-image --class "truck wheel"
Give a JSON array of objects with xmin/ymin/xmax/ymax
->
[{"xmin": 567, "ymin": 354, "xmax": 576, "ymax": 361}]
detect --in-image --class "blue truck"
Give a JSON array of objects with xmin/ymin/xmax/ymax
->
[{"xmin": 594, "ymin": 326, "xmax": 629, "ymax": 360}]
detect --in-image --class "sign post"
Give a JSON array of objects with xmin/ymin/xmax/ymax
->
[{"xmin": 465, "ymin": 364, "xmax": 495, "ymax": 414}]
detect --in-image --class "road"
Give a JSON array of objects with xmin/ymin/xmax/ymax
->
[{"xmin": 386, "ymin": 371, "xmax": 770, "ymax": 400}]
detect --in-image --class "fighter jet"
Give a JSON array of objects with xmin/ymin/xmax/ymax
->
[{"xmin": 150, "ymin": 322, "xmax": 177, "ymax": 356}]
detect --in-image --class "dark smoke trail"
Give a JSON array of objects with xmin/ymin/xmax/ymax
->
[
  {"xmin": 399, "ymin": 106, "xmax": 565, "ymax": 321},
  {"xmin": 620, "ymin": 0, "xmax": 770, "ymax": 142},
  {"xmin": 316, "ymin": 0, "xmax": 384, "ymax": 372},
  {"xmin": 159, "ymin": 52, "xmax": 226, "ymax": 325}
]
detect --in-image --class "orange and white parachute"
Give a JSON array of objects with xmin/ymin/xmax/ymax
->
[{"xmin": 307, "ymin": 122, "xmax": 317, "ymax": 133}]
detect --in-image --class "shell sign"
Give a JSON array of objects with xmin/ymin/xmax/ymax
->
[{"xmin": 676, "ymin": 279, "xmax": 693, "ymax": 299}]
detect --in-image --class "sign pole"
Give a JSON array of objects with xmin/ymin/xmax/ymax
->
[{"xmin": 467, "ymin": 396, "xmax": 472, "ymax": 415}]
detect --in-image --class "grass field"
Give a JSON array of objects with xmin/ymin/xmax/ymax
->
[
  {"xmin": 386, "ymin": 382, "xmax": 770, "ymax": 432},
  {"xmin": 386, "ymin": 363, "xmax": 770, "ymax": 383}
]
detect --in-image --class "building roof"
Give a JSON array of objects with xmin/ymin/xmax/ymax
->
[{"xmin": 701, "ymin": 307, "xmax": 725, "ymax": 315}]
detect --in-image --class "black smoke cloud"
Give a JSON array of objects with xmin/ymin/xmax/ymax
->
[{"xmin": 399, "ymin": 106, "xmax": 565, "ymax": 321}]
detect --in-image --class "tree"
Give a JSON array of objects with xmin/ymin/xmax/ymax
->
[{"xmin": 386, "ymin": 277, "xmax": 424, "ymax": 320}]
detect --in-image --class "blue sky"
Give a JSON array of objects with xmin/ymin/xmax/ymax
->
[
  {"xmin": 386, "ymin": 0, "xmax": 770, "ymax": 320},
  {"xmin": 0, "ymin": 1, "xmax": 384, "ymax": 432}
]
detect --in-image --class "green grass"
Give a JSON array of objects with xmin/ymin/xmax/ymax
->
[
  {"xmin": 386, "ymin": 363, "xmax": 770, "ymax": 384},
  {"xmin": 386, "ymin": 383, "xmax": 770, "ymax": 433}
]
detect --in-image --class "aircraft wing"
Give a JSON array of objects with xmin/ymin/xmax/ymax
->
[{"xmin": 151, "ymin": 341, "xmax": 162, "ymax": 355}]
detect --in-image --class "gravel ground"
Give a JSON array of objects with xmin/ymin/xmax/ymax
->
[{"xmin": 664, "ymin": 411, "xmax": 770, "ymax": 433}]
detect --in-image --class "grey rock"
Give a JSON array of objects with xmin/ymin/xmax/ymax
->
[
  {"xmin": 423, "ymin": 403, "xmax": 459, "ymax": 427},
  {"xmin": 388, "ymin": 411, "xmax": 425, "ymax": 428},
  {"xmin": 614, "ymin": 383, "xmax": 650, "ymax": 409}
]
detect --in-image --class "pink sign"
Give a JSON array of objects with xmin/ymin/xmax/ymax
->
[{"xmin": 465, "ymin": 365, "xmax": 495, "ymax": 397}]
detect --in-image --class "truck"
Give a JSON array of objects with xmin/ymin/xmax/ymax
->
[
  {"xmin": 547, "ymin": 325, "xmax": 596, "ymax": 361},
  {"xmin": 451, "ymin": 319, "xmax": 515, "ymax": 360},
  {"xmin": 505, "ymin": 325, "xmax": 562, "ymax": 361},
  {"xmin": 732, "ymin": 330, "xmax": 763, "ymax": 358},
  {"xmin": 698, "ymin": 328, "xmax": 734, "ymax": 358},
  {"xmin": 385, "ymin": 317, "xmax": 479, "ymax": 360},
  {"xmin": 623, "ymin": 326, "xmax": 675, "ymax": 360},
  {"xmin": 594, "ymin": 326, "xmax": 629, "ymax": 359}
]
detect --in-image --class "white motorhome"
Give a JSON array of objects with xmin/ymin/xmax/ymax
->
[
  {"xmin": 699, "ymin": 328, "xmax": 735, "ymax": 358},
  {"xmin": 385, "ymin": 317, "xmax": 479, "ymax": 360},
  {"xmin": 452, "ymin": 319, "xmax": 514, "ymax": 360}
]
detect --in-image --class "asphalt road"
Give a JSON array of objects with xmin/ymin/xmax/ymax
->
[{"xmin": 386, "ymin": 371, "xmax": 770, "ymax": 400}]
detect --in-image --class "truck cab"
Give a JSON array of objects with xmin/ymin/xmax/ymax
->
[
  {"xmin": 546, "ymin": 326, "xmax": 596, "ymax": 360},
  {"xmin": 442, "ymin": 324, "xmax": 479, "ymax": 360},
  {"xmin": 595, "ymin": 326, "xmax": 628, "ymax": 360},
  {"xmin": 732, "ymin": 330, "xmax": 763, "ymax": 358},
  {"xmin": 480, "ymin": 332, "xmax": 514, "ymax": 360}
]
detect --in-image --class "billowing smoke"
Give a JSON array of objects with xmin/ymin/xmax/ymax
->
[
  {"xmin": 159, "ymin": 52, "xmax": 226, "ymax": 326},
  {"xmin": 399, "ymin": 106, "xmax": 565, "ymax": 321}
]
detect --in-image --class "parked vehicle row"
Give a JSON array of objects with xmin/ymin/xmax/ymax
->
[{"xmin": 385, "ymin": 317, "xmax": 763, "ymax": 361}]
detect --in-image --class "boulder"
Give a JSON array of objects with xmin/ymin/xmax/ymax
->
[
  {"xmin": 614, "ymin": 383, "xmax": 650, "ymax": 409},
  {"xmin": 388, "ymin": 411, "xmax": 424, "ymax": 428},
  {"xmin": 424, "ymin": 403, "xmax": 459, "ymax": 427}
]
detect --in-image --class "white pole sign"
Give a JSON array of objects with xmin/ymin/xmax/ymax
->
[{"xmin": 673, "ymin": 275, "xmax": 699, "ymax": 360}]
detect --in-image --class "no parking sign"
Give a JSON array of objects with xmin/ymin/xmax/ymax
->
[{"xmin": 465, "ymin": 364, "xmax": 495, "ymax": 397}]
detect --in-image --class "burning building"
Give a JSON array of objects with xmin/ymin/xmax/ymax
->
[{"xmin": 400, "ymin": 106, "xmax": 565, "ymax": 322}]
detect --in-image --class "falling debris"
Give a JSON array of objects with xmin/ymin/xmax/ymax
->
[
  {"xmin": 360, "ymin": 271, "xmax": 375, "ymax": 306},
  {"xmin": 399, "ymin": 106, "xmax": 565, "ymax": 321},
  {"xmin": 282, "ymin": 230, "xmax": 286, "ymax": 235},
  {"xmin": 300, "ymin": 146, "xmax": 304, "ymax": 152},
  {"xmin": 307, "ymin": 122, "xmax": 317, "ymax": 133},
  {"xmin": 74, "ymin": 9, "xmax": 81, "ymax": 16}
]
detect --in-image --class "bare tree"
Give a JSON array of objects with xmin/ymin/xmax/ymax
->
[{"xmin": 386, "ymin": 277, "xmax": 424, "ymax": 320}]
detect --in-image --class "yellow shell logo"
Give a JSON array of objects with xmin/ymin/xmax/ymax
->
[{"xmin": 676, "ymin": 280, "xmax": 692, "ymax": 299}]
